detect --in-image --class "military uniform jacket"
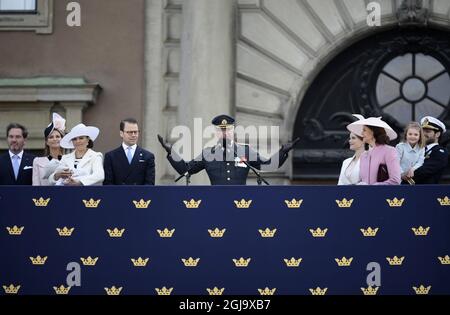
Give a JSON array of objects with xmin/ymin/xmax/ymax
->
[
  {"xmin": 413, "ymin": 144, "xmax": 448, "ymax": 184},
  {"xmin": 167, "ymin": 142, "xmax": 289, "ymax": 185}
]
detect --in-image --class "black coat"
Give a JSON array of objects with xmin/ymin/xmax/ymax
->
[
  {"xmin": 414, "ymin": 144, "xmax": 449, "ymax": 184},
  {"xmin": 0, "ymin": 152, "xmax": 35, "ymax": 185},
  {"xmin": 103, "ymin": 146, "xmax": 155, "ymax": 185},
  {"xmin": 167, "ymin": 142, "xmax": 289, "ymax": 185}
]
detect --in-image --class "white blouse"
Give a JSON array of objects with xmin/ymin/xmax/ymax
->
[{"xmin": 338, "ymin": 156, "xmax": 361, "ymax": 185}]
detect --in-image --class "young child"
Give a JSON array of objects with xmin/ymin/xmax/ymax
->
[{"xmin": 395, "ymin": 122, "xmax": 425, "ymax": 184}]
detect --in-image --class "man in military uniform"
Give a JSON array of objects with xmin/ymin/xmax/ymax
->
[
  {"xmin": 158, "ymin": 114, "xmax": 298, "ymax": 185},
  {"xmin": 413, "ymin": 116, "xmax": 448, "ymax": 184}
]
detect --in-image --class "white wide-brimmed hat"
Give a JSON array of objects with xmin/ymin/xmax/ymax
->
[
  {"xmin": 60, "ymin": 123, "xmax": 100, "ymax": 149},
  {"xmin": 347, "ymin": 116, "xmax": 397, "ymax": 141}
]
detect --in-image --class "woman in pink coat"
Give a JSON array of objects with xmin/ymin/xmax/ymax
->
[{"xmin": 347, "ymin": 117, "xmax": 401, "ymax": 185}]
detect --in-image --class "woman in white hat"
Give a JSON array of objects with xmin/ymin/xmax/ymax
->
[
  {"xmin": 49, "ymin": 123, "xmax": 104, "ymax": 186},
  {"xmin": 32, "ymin": 113, "xmax": 66, "ymax": 186},
  {"xmin": 347, "ymin": 117, "xmax": 401, "ymax": 185}
]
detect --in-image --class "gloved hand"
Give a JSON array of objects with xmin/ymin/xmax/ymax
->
[
  {"xmin": 157, "ymin": 134, "xmax": 172, "ymax": 154},
  {"xmin": 280, "ymin": 137, "xmax": 300, "ymax": 154}
]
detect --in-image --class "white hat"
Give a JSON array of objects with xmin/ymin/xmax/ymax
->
[
  {"xmin": 347, "ymin": 116, "xmax": 397, "ymax": 141},
  {"xmin": 60, "ymin": 123, "xmax": 100, "ymax": 149},
  {"xmin": 420, "ymin": 116, "xmax": 446, "ymax": 133}
]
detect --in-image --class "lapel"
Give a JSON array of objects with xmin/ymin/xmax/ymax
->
[
  {"xmin": 123, "ymin": 146, "xmax": 142, "ymax": 181},
  {"xmin": 3, "ymin": 153, "xmax": 16, "ymax": 181},
  {"xmin": 71, "ymin": 149, "xmax": 95, "ymax": 169}
]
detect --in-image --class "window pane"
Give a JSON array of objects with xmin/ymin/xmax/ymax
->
[
  {"xmin": 415, "ymin": 53, "xmax": 445, "ymax": 81},
  {"xmin": 0, "ymin": 0, "xmax": 36, "ymax": 11},
  {"xmin": 416, "ymin": 98, "xmax": 445, "ymax": 120},
  {"xmin": 427, "ymin": 72, "xmax": 450, "ymax": 106},
  {"xmin": 376, "ymin": 73, "xmax": 401, "ymax": 106},
  {"xmin": 383, "ymin": 53, "xmax": 413, "ymax": 81},
  {"xmin": 383, "ymin": 99, "xmax": 412, "ymax": 125}
]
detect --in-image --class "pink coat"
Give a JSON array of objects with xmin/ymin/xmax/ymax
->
[{"xmin": 359, "ymin": 144, "xmax": 401, "ymax": 185}]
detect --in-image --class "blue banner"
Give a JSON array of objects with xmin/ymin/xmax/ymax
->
[{"xmin": 1, "ymin": 185, "xmax": 450, "ymax": 295}]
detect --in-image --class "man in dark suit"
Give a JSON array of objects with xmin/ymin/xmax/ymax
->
[
  {"xmin": 413, "ymin": 116, "xmax": 448, "ymax": 184},
  {"xmin": 103, "ymin": 118, "xmax": 155, "ymax": 185},
  {"xmin": 158, "ymin": 114, "xmax": 298, "ymax": 185},
  {"xmin": 0, "ymin": 123, "xmax": 35, "ymax": 185}
]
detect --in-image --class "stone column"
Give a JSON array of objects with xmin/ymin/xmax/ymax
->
[
  {"xmin": 178, "ymin": 0, "xmax": 236, "ymax": 184},
  {"xmin": 143, "ymin": 0, "xmax": 165, "ymax": 183}
]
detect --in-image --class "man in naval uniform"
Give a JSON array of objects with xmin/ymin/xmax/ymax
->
[
  {"xmin": 158, "ymin": 114, "xmax": 298, "ymax": 185},
  {"xmin": 412, "ymin": 116, "xmax": 448, "ymax": 184}
]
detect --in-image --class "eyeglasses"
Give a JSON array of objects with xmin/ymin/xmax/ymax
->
[{"xmin": 124, "ymin": 130, "xmax": 139, "ymax": 135}]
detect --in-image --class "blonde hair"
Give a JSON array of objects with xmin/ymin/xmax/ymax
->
[{"xmin": 402, "ymin": 122, "xmax": 425, "ymax": 148}]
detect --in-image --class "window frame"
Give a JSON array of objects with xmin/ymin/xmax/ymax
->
[{"xmin": 0, "ymin": 0, "xmax": 53, "ymax": 34}]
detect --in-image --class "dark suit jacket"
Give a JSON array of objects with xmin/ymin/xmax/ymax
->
[
  {"xmin": 103, "ymin": 146, "xmax": 155, "ymax": 185},
  {"xmin": 0, "ymin": 151, "xmax": 35, "ymax": 185},
  {"xmin": 414, "ymin": 144, "xmax": 448, "ymax": 184},
  {"xmin": 167, "ymin": 142, "xmax": 289, "ymax": 185}
]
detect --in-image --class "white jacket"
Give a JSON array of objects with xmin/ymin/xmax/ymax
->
[
  {"xmin": 338, "ymin": 156, "xmax": 360, "ymax": 185},
  {"xmin": 49, "ymin": 149, "xmax": 104, "ymax": 186}
]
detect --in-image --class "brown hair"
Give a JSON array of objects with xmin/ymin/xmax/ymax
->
[
  {"xmin": 6, "ymin": 123, "xmax": 28, "ymax": 138},
  {"xmin": 366, "ymin": 125, "xmax": 391, "ymax": 145},
  {"xmin": 43, "ymin": 129, "xmax": 65, "ymax": 156},
  {"xmin": 402, "ymin": 122, "xmax": 425, "ymax": 148}
]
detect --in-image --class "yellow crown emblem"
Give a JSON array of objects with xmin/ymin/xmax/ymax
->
[
  {"xmin": 234, "ymin": 199, "xmax": 252, "ymax": 208},
  {"xmin": 386, "ymin": 197, "xmax": 404, "ymax": 207},
  {"xmin": 411, "ymin": 226, "xmax": 430, "ymax": 236},
  {"xmin": 80, "ymin": 256, "xmax": 99, "ymax": 266},
  {"xmin": 132, "ymin": 199, "xmax": 151, "ymax": 209},
  {"xmin": 183, "ymin": 199, "xmax": 201, "ymax": 208},
  {"xmin": 360, "ymin": 227, "xmax": 379, "ymax": 237},
  {"xmin": 6, "ymin": 225, "xmax": 24, "ymax": 235},
  {"xmin": 284, "ymin": 198, "xmax": 303, "ymax": 208},
  {"xmin": 386, "ymin": 256, "xmax": 405, "ymax": 266},
  {"xmin": 309, "ymin": 287, "xmax": 327, "ymax": 295},
  {"xmin": 258, "ymin": 287, "xmax": 276, "ymax": 295},
  {"xmin": 284, "ymin": 257, "xmax": 303, "ymax": 267},
  {"xmin": 56, "ymin": 227, "xmax": 74, "ymax": 237},
  {"xmin": 157, "ymin": 228, "xmax": 175, "ymax": 238},
  {"xmin": 208, "ymin": 228, "xmax": 226, "ymax": 238},
  {"xmin": 29, "ymin": 255, "xmax": 48, "ymax": 265},
  {"xmin": 309, "ymin": 227, "xmax": 328, "ymax": 237},
  {"xmin": 107, "ymin": 228, "xmax": 125, "ymax": 237},
  {"xmin": 258, "ymin": 228, "xmax": 277, "ymax": 238},
  {"xmin": 53, "ymin": 285, "xmax": 71, "ymax": 295},
  {"xmin": 3, "ymin": 284, "xmax": 20, "ymax": 294},
  {"xmin": 32, "ymin": 197, "xmax": 50, "ymax": 207},
  {"xmin": 155, "ymin": 287, "xmax": 173, "ymax": 295},
  {"xmin": 233, "ymin": 257, "xmax": 251, "ymax": 267},
  {"xmin": 361, "ymin": 286, "xmax": 379, "ymax": 295},
  {"xmin": 335, "ymin": 198, "xmax": 353, "ymax": 208},
  {"xmin": 437, "ymin": 196, "xmax": 450, "ymax": 206},
  {"xmin": 335, "ymin": 257, "xmax": 353, "ymax": 267},
  {"xmin": 82, "ymin": 198, "xmax": 101, "ymax": 208},
  {"xmin": 182, "ymin": 257, "xmax": 200, "ymax": 267},
  {"xmin": 104, "ymin": 286, "xmax": 123, "ymax": 295},
  {"xmin": 413, "ymin": 285, "xmax": 431, "ymax": 295},
  {"xmin": 131, "ymin": 257, "xmax": 149, "ymax": 267},
  {"xmin": 207, "ymin": 287, "xmax": 225, "ymax": 295},
  {"xmin": 438, "ymin": 255, "xmax": 450, "ymax": 265}
]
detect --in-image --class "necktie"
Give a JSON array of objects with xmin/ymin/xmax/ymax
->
[
  {"xmin": 12, "ymin": 155, "xmax": 20, "ymax": 180},
  {"xmin": 126, "ymin": 147, "xmax": 133, "ymax": 164}
]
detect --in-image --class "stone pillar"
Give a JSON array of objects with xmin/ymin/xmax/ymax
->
[
  {"xmin": 178, "ymin": 0, "xmax": 236, "ymax": 184},
  {"xmin": 143, "ymin": 0, "xmax": 165, "ymax": 183}
]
